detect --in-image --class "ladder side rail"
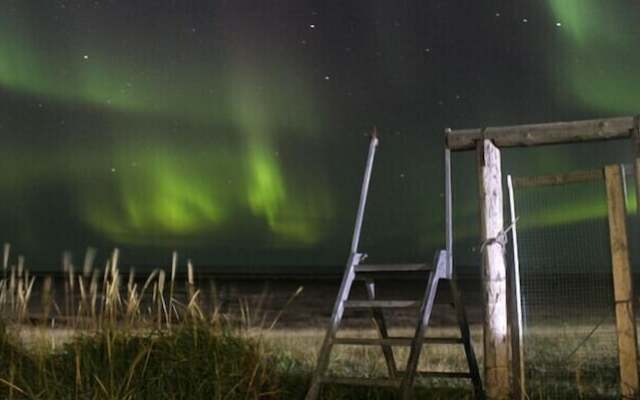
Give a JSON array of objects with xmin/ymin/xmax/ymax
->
[
  {"xmin": 306, "ymin": 133, "xmax": 380, "ymax": 400},
  {"xmin": 305, "ymin": 254, "xmax": 362, "ymax": 400},
  {"xmin": 449, "ymin": 279, "xmax": 485, "ymax": 400},
  {"xmin": 445, "ymin": 148, "xmax": 454, "ymax": 278},
  {"xmin": 365, "ymin": 280, "xmax": 398, "ymax": 378},
  {"xmin": 350, "ymin": 133, "xmax": 379, "ymax": 254},
  {"xmin": 401, "ymin": 251, "xmax": 446, "ymax": 399}
]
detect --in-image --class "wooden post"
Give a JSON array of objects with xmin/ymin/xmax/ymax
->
[
  {"xmin": 477, "ymin": 139, "xmax": 510, "ymax": 399},
  {"xmin": 605, "ymin": 164, "xmax": 639, "ymax": 399}
]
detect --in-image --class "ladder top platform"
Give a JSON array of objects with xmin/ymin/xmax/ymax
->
[{"xmin": 355, "ymin": 263, "xmax": 431, "ymax": 273}]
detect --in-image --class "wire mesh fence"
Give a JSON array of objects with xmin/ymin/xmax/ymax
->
[{"xmin": 510, "ymin": 172, "xmax": 620, "ymax": 399}]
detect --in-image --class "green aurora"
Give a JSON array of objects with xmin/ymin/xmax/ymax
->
[
  {"xmin": 1, "ymin": 1, "xmax": 640, "ymax": 266},
  {"xmin": 547, "ymin": 0, "xmax": 640, "ymax": 114},
  {"xmin": 0, "ymin": 4, "xmax": 334, "ymax": 251}
]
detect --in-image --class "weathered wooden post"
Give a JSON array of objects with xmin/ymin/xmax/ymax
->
[
  {"xmin": 604, "ymin": 164, "xmax": 639, "ymax": 399},
  {"xmin": 477, "ymin": 139, "xmax": 510, "ymax": 399},
  {"xmin": 447, "ymin": 116, "xmax": 640, "ymax": 399}
]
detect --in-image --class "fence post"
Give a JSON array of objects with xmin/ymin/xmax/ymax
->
[
  {"xmin": 506, "ymin": 176, "xmax": 525, "ymax": 399},
  {"xmin": 604, "ymin": 164, "xmax": 639, "ymax": 399},
  {"xmin": 477, "ymin": 139, "xmax": 510, "ymax": 399}
]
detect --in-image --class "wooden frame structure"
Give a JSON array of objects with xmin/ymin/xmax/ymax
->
[
  {"xmin": 446, "ymin": 116, "xmax": 640, "ymax": 400},
  {"xmin": 306, "ymin": 133, "xmax": 484, "ymax": 400},
  {"xmin": 509, "ymin": 165, "xmax": 639, "ymax": 399}
]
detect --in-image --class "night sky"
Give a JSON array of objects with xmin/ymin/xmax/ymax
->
[{"xmin": 1, "ymin": 1, "xmax": 640, "ymax": 269}]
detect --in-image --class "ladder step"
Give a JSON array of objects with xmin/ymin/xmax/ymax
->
[
  {"xmin": 355, "ymin": 263, "xmax": 431, "ymax": 273},
  {"xmin": 320, "ymin": 376, "xmax": 402, "ymax": 388},
  {"xmin": 417, "ymin": 371, "xmax": 473, "ymax": 379},
  {"xmin": 334, "ymin": 337, "xmax": 413, "ymax": 346},
  {"xmin": 333, "ymin": 337, "xmax": 464, "ymax": 346},
  {"xmin": 424, "ymin": 337, "xmax": 464, "ymax": 344},
  {"xmin": 344, "ymin": 300, "xmax": 419, "ymax": 308}
]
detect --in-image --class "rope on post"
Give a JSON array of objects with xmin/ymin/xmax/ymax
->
[{"xmin": 479, "ymin": 218, "xmax": 518, "ymax": 254}]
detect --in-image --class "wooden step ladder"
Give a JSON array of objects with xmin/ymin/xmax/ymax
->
[{"xmin": 305, "ymin": 132, "xmax": 484, "ymax": 400}]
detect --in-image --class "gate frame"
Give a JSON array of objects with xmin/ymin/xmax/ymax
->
[
  {"xmin": 508, "ymin": 165, "xmax": 639, "ymax": 399},
  {"xmin": 445, "ymin": 116, "xmax": 640, "ymax": 399}
]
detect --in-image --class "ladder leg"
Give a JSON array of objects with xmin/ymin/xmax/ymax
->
[
  {"xmin": 449, "ymin": 279, "xmax": 485, "ymax": 400},
  {"xmin": 401, "ymin": 269, "xmax": 441, "ymax": 400},
  {"xmin": 306, "ymin": 254, "xmax": 361, "ymax": 400},
  {"xmin": 364, "ymin": 279, "xmax": 398, "ymax": 379}
]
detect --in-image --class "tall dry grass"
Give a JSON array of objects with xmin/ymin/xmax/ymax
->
[
  {"xmin": 0, "ymin": 245, "xmax": 216, "ymax": 332},
  {"xmin": 0, "ymin": 244, "xmax": 312, "ymax": 399},
  {"xmin": 0, "ymin": 244, "xmax": 478, "ymax": 399}
]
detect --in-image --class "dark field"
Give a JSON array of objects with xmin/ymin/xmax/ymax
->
[
  {"xmin": 21, "ymin": 269, "xmax": 632, "ymax": 327},
  {"xmin": 20, "ymin": 269, "xmax": 485, "ymax": 329},
  {"xmin": 4, "ymin": 265, "xmax": 639, "ymax": 399}
]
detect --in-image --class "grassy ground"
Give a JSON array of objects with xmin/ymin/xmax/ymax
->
[
  {"xmin": 0, "ymin": 322, "xmax": 623, "ymax": 399},
  {"xmin": 0, "ymin": 323, "xmax": 479, "ymax": 399},
  {"xmin": 0, "ymin": 247, "xmax": 476, "ymax": 399},
  {"xmin": 0, "ymin": 246, "xmax": 624, "ymax": 399}
]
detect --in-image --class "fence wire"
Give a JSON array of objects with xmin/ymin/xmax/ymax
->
[{"xmin": 511, "ymin": 176, "xmax": 619, "ymax": 399}]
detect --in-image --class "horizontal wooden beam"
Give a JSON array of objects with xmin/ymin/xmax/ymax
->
[
  {"xmin": 446, "ymin": 116, "xmax": 637, "ymax": 151},
  {"xmin": 511, "ymin": 169, "xmax": 603, "ymax": 189}
]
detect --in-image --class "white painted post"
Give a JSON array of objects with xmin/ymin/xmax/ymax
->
[
  {"xmin": 507, "ymin": 175, "xmax": 525, "ymax": 399},
  {"xmin": 477, "ymin": 139, "xmax": 510, "ymax": 399}
]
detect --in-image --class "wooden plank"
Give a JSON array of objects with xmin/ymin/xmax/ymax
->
[
  {"xmin": 417, "ymin": 371, "xmax": 473, "ymax": 379},
  {"xmin": 477, "ymin": 140, "xmax": 510, "ymax": 400},
  {"xmin": 605, "ymin": 165, "xmax": 639, "ymax": 399},
  {"xmin": 511, "ymin": 169, "xmax": 603, "ymax": 189},
  {"xmin": 446, "ymin": 116, "xmax": 635, "ymax": 151},
  {"xmin": 334, "ymin": 337, "xmax": 413, "ymax": 346},
  {"xmin": 344, "ymin": 300, "xmax": 419, "ymax": 308},
  {"xmin": 355, "ymin": 263, "xmax": 430, "ymax": 272},
  {"xmin": 321, "ymin": 376, "xmax": 401, "ymax": 388},
  {"xmin": 333, "ymin": 337, "xmax": 463, "ymax": 346},
  {"xmin": 506, "ymin": 176, "xmax": 525, "ymax": 400},
  {"xmin": 354, "ymin": 272, "xmax": 427, "ymax": 281}
]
